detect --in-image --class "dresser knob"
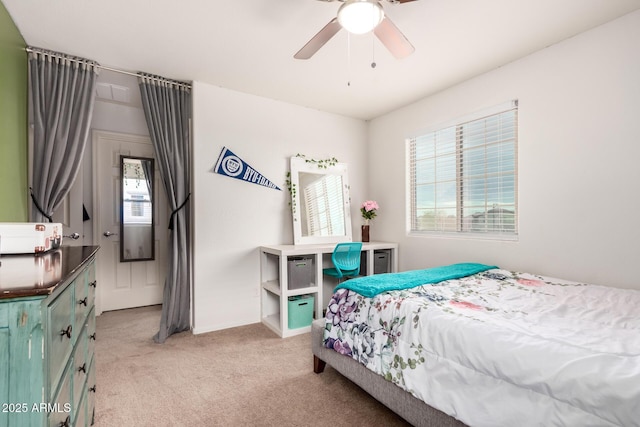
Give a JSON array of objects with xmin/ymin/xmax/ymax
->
[
  {"xmin": 58, "ymin": 415, "xmax": 70, "ymax": 427},
  {"xmin": 78, "ymin": 297, "xmax": 88, "ymax": 306},
  {"xmin": 89, "ymin": 385, "xmax": 96, "ymax": 393},
  {"xmin": 60, "ymin": 325, "xmax": 72, "ymax": 339},
  {"xmin": 89, "ymin": 280, "xmax": 97, "ymax": 288},
  {"xmin": 90, "ymin": 333, "xmax": 96, "ymax": 341},
  {"xmin": 78, "ymin": 363, "xmax": 86, "ymax": 374}
]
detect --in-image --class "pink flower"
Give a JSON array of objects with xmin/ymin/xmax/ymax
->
[
  {"xmin": 517, "ymin": 278, "xmax": 544, "ymax": 287},
  {"xmin": 450, "ymin": 300, "xmax": 483, "ymax": 310},
  {"xmin": 361, "ymin": 200, "xmax": 379, "ymax": 220},
  {"xmin": 362, "ymin": 200, "xmax": 379, "ymax": 211}
]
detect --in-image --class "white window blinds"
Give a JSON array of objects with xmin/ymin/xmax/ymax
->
[
  {"xmin": 304, "ymin": 174, "xmax": 345, "ymax": 237},
  {"xmin": 409, "ymin": 101, "xmax": 518, "ymax": 237},
  {"xmin": 123, "ymin": 180, "xmax": 152, "ymax": 225}
]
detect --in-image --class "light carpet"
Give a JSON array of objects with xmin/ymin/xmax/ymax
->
[{"xmin": 94, "ymin": 305, "xmax": 411, "ymax": 426}]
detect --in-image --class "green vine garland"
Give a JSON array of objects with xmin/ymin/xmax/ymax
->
[
  {"xmin": 286, "ymin": 154, "xmax": 339, "ymax": 217},
  {"xmin": 123, "ymin": 161, "xmax": 144, "ymax": 188}
]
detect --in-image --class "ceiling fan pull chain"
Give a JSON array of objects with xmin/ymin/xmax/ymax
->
[
  {"xmin": 371, "ymin": 33, "xmax": 377, "ymax": 69},
  {"xmin": 347, "ymin": 32, "xmax": 351, "ymax": 87}
]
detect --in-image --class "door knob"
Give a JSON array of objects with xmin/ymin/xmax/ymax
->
[{"xmin": 103, "ymin": 231, "xmax": 118, "ymax": 237}]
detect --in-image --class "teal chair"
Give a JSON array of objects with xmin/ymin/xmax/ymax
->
[{"xmin": 323, "ymin": 242, "xmax": 363, "ymax": 281}]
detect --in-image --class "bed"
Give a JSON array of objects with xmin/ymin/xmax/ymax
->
[{"xmin": 311, "ymin": 263, "xmax": 640, "ymax": 427}]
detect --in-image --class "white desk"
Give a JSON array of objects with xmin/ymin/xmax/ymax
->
[{"xmin": 260, "ymin": 242, "xmax": 398, "ymax": 338}]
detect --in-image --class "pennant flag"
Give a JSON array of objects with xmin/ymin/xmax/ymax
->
[{"xmin": 213, "ymin": 147, "xmax": 281, "ymax": 191}]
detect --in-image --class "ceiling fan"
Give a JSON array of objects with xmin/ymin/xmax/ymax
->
[{"xmin": 294, "ymin": 0, "xmax": 417, "ymax": 60}]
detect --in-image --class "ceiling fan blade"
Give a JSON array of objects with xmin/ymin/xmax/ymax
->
[
  {"xmin": 294, "ymin": 18, "xmax": 342, "ymax": 60},
  {"xmin": 373, "ymin": 17, "xmax": 415, "ymax": 59}
]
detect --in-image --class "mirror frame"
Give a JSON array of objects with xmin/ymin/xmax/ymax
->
[
  {"xmin": 290, "ymin": 156, "xmax": 352, "ymax": 245},
  {"xmin": 120, "ymin": 155, "xmax": 155, "ymax": 262}
]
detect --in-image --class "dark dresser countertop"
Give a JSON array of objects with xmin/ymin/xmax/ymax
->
[{"xmin": 0, "ymin": 245, "xmax": 99, "ymax": 300}]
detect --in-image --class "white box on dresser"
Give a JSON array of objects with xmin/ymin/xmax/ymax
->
[{"xmin": 0, "ymin": 222, "xmax": 63, "ymax": 254}]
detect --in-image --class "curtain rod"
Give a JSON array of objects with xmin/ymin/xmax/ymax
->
[{"xmin": 25, "ymin": 47, "xmax": 192, "ymax": 90}]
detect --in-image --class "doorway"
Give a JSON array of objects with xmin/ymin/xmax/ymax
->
[{"xmin": 92, "ymin": 130, "xmax": 168, "ymax": 314}]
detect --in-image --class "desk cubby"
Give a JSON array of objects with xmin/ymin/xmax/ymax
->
[{"xmin": 259, "ymin": 242, "xmax": 398, "ymax": 338}]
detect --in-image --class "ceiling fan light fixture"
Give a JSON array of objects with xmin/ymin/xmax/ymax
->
[{"xmin": 337, "ymin": 0, "xmax": 384, "ymax": 35}]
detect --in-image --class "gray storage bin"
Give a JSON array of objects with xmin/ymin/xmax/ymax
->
[
  {"xmin": 373, "ymin": 250, "xmax": 390, "ymax": 274},
  {"xmin": 287, "ymin": 257, "xmax": 314, "ymax": 289},
  {"xmin": 361, "ymin": 250, "xmax": 391, "ymax": 275}
]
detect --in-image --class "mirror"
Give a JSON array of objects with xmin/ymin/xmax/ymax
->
[
  {"xmin": 290, "ymin": 157, "xmax": 352, "ymax": 244},
  {"xmin": 120, "ymin": 156, "xmax": 155, "ymax": 262}
]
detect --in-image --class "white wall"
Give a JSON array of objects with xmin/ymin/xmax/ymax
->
[
  {"xmin": 368, "ymin": 10, "xmax": 640, "ymax": 290},
  {"xmin": 86, "ymin": 10, "xmax": 640, "ymax": 333},
  {"xmin": 85, "ymin": 70, "xmax": 149, "ymax": 244},
  {"xmin": 191, "ymin": 83, "xmax": 368, "ymax": 333}
]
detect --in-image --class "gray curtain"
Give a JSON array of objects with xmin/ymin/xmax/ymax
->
[
  {"xmin": 138, "ymin": 73, "xmax": 192, "ymax": 343},
  {"xmin": 28, "ymin": 48, "xmax": 99, "ymax": 222},
  {"xmin": 141, "ymin": 159, "xmax": 153, "ymax": 201}
]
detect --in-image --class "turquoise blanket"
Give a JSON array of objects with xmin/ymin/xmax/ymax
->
[{"xmin": 334, "ymin": 263, "xmax": 498, "ymax": 298}]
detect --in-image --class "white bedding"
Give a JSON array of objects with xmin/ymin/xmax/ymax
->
[{"xmin": 323, "ymin": 269, "xmax": 640, "ymax": 426}]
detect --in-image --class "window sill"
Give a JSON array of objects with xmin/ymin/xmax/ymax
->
[{"xmin": 408, "ymin": 231, "xmax": 519, "ymax": 242}]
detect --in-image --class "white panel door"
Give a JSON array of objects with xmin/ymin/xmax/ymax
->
[{"xmin": 92, "ymin": 130, "xmax": 168, "ymax": 314}]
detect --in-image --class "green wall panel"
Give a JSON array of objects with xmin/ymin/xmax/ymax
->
[{"xmin": 0, "ymin": 2, "xmax": 28, "ymax": 221}]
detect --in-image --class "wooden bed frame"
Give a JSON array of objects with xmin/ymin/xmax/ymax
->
[{"xmin": 311, "ymin": 319, "xmax": 466, "ymax": 427}]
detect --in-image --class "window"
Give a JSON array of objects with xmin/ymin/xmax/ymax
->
[
  {"xmin": 409, "ymin": 101, "xmax": 518, "ymax": 238},
  {"xmin": 123, "ymin": 166, "xmax": 152, "ymax": 225},
  {"xmin": 303, "ymin": 174, "xmax": 345, "ymax": 237}
]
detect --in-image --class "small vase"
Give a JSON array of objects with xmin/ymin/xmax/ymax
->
[{"xmin": 361, "ymin": 225, "xmax": 370, "ymax": 243}]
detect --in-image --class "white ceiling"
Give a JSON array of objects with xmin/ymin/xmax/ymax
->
[{"xmin": 3, "ymin": 0, "xmax": 640, "ymax": 120}]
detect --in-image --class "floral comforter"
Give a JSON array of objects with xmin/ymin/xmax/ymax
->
[{"xmin": 323, "ymin": 268, "xmax": 640, "ymax": 427}]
